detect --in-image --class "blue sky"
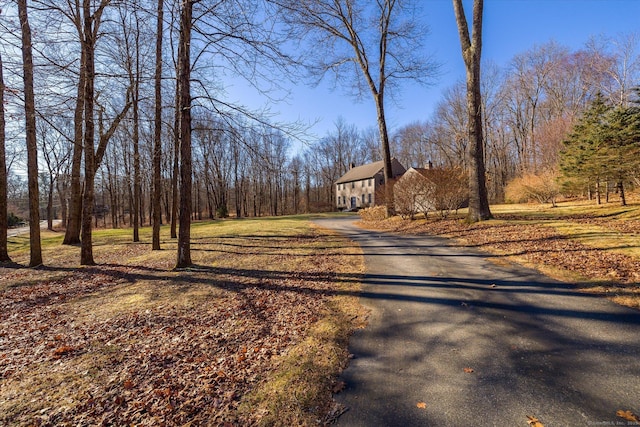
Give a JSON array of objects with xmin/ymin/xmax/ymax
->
[{"xmin": 225, "ymin": 0, "xmax": 640, "ymax": 146}]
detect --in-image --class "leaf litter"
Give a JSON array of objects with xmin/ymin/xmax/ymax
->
[{"xmin": 0, "ymin": 224, "xmax": 364, "ymax": 426}]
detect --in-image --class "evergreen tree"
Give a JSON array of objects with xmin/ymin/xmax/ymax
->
[
  {"xmin": 560, "ymin": 92, "xmax": 640, "ymax": 205},
  {"xmin": 560, "ymin": 93, "xmax": 611, "ymax": 202},
  {"xmin": 601, "ymin": 103, "xmax": 640, "ymax": 205}
]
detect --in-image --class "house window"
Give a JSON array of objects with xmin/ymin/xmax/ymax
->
[
  {"xmin": 351, "ymin": 182, "xmax": 355, "ymax": 189},
  {"xmin": 368, "ymin": 179, "xmax": 372, "ymax": 186},
  {"xmin": 362, "ymin": 194, "xmax": 365, "ymax": 205},
  {"xmin": 362, "ymin": 180, "xmax": 365, "ymax": 187},
  {"xmin": 368, "ymin": 193, "xmax": 372, "ymax": 204}
]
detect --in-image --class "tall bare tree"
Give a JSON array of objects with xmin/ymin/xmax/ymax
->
[
  {"xmin": 18, "ymin": 0, "xmax": 43, "ymax": 266},
  {"xmin": 117, "ymin": 3, "xmax": 143, "ymax": 242},
  {"xmin": 175, "ymin": 0, "xmax": 193, "ymax": 268},
  {"xmin": 152, "ymin": 0, "xmax": 163, "ymax": 250},
  {"xmin": 55, "ymin": 0, "xmax": 88, "ymax": 246},
  {"xmin": 0, "ymin": 52, "xmax": 11, "ymax": 263},
  {"xmin": 79, "ymin": 0, "xmax": 131, "ymax": 264},
  {"xmin": 453, "ymin": 0, "xmax": 491, "ymax": 221},
  {"xmin": 274, "ymin": 0, "xmax": 437, "ymax": 208}
]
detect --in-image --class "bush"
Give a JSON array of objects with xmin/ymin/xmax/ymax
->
[
  {"xmin": 7, "ymin": 212, "xmax": 23, "ymax": 227},
  {"xmin": 428, "ymin": 168, "xmax": 468, "ymax": 217},
  {"xmin": 216, "ymin": 205, "xmax": 229, "ymax": 218},
  {"xmin": 394, "ymin": 172, "xmax": 432, "ymax": 220},
  {"xmin": 505, "ymin": 170, "xmax": 560, "ymax": 206},
  {"xmin": 359, "ymin": 206, "xmax": 388, "ymax": 221}
]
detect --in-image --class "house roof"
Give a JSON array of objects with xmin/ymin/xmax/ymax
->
[
  {"xmin": 408, "ymin": 167, "xmax": 432, "ymax": 178},
  {"xmin": 335, "ymin": 159, "xmax": 406, "ymax": 185}
]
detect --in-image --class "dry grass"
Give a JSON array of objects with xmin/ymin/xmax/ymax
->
[{"xmin": 0, "ymin": 216, "xmax": 366, "ymax": 426}]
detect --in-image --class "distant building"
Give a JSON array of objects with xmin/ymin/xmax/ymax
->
[
  {"xmin": 335, "ymin": 159, "xmax": 406, "ymax": 210},
  {"xmin": 394, "ymin": 164, "xmax": 468, "ymax": 217}
]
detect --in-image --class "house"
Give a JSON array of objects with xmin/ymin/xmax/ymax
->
[
  {"xmin": 335, "ymin": 158, "xmax": 406, "ymax": 210},
  {"xmin": 394, "ymin": 164, "xmax": 468, "ymax": 218}
]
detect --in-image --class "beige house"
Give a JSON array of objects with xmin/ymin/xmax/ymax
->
[
  {"xmin": 394, "ymin": 165, "xmax": 468, "ymax": 218},
  {"xmin": 335, "ymin": 159, "xmax": 406, "ymax": 210}
]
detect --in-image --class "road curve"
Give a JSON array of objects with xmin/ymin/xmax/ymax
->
[
  {"xmin": 314, "ymin": 216, "xmax": 640, "ymax": 427},
  {"xmin": 6, "ymin": 220, "xmax": 61, "ymax": 238}
]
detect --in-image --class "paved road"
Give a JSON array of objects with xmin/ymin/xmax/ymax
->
[
  {"xmin": 314, "ymin": 217, "xmax": 640, "ymax": 427},
  {"xmin": 7, "ymin": 220, "xmax": 61, "ymax": 238}
]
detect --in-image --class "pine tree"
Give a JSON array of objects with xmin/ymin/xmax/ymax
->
[
  {"xmin": 560, "ymin": 92, "xmax": 640, "ymax": 205},
  {"xmin": 560, "ymin": 93, "xmax": 611, "ymax": 202},
  {"xmin": 601, "ymin": 103, "xmax": 640, "ymax": 205}
]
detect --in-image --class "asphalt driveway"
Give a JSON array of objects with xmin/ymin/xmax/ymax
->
[{"xmin": 314, "ymin": 216, "xmax": 640, "ymax": 427}]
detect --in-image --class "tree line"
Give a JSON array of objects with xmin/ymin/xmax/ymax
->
[{"xmin": 1, "ymin": 0, "xmax": 638, "ymax": 268}]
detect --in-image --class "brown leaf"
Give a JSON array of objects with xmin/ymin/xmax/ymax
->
[
  {"xmin": 527, "ymin": 415, "xmax": 544, "ymax": 427},
  {"xmin": 332, "ymin": 381, "xmax": 346, "ymax": 394},
  {"xmin": 52, "ymin": 346, "xmax": 75, "ymax": 358},
  {"xmin": 463, "ymin": 367, "xmax": 474, "ymax": 373},
  {"xmin": 617, "ymin": 410, "xmax": 640, "ymax": 422},
  {"xmin": 416, "ymin": 401, "xmax": 427, "ymax": 409},
  {"xmin": 123, "ymin": 379, "xmax": 134, "ymax": 390}
]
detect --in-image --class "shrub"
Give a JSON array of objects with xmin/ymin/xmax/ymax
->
[
  {"xmin": 7, "ymin": 212, "xmax": 23, "ymax": 227},
  {"xmin": 359, "ymin": 206, "xmax": 387, "ymax": 221},
  {"xmin": 428, "ymin": 168, "xmax": 468, "ymax": 217},
  {"xmin": 216, "ymin": 205, "xmax": 229, "ymax": 218},
  {"xmin": 394, "ymin": 172, "xmax": 432, "ymax": 220},
  {"xmin": 505, "ymin": 170, "xmax": 560, "ymax": 206}
]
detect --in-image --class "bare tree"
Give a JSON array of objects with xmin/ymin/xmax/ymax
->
[
  {"xmin": 38, "ymin": 120, "xmax": 72, "ymax": 230},
  {"xmin": 79, "ymin": 0, "xmax": 132, "ymax": 265},
  {"xmin": 274, "ymin": 0, "xmax": 437, "ymax": 208},
  {"xmin": 116, "ymin": 2, "xmax": 144, "ymax": 242},
  {"xmin": 18, "ymin": 0, "xmax": 43, "ymax": 266},
  {"xmin": 175, "ymin": 0, "xmax": 193, "ymax": 268},
  {"xmin": 152, "ymin": 0, "xmax": 163, "ymax": 250},
  {"xmin": 0, "ymin": 52, "xmax": 11, "ymax": 263},
  {"xmin": 51, "ymin": 0, "xmax": 89, "ymax": 246},
  {"xmin": 452, "ymin": 0, "xmax": 491, "ymax": 222}
]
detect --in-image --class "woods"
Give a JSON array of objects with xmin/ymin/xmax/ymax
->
[{"xmin": 1, "ymin": 1, "xmax": 640, "ymax": 266}]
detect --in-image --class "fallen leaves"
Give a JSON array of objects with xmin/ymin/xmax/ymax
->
[
  {"xmin": 527, "ymin": 415, "xmax": 544, "ymax": 426},
  {"xmin": 463, "ymin": 367, "xmax": 474, "ymax": 373},
  {"xmin": 416, "ymin": 401, "xmax": 427, "ymax": 409},
  {"xmin": 617, "ymin": 409, "xmax": 640, "ymax": 422},
  {"xmin": 52, "ymin": 346, "xmax": 76, "ymax": 359},
  {"xmin": 0, "ymin": 226, "xmax": 362, "ymax": 426},
  {"xmin": 332, "ymin": 380, "xmax": 346, "ymax": 394}
]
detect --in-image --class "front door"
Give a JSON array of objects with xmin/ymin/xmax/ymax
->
[{"xmin": 350, "ymin": 197, "xmax": 357, "ymax": 210}]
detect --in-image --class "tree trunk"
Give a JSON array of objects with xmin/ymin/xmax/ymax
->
[
  {"xmin": 18, "ymin": 0, "xmax": 43, "ymax": 267},
  {"xmin": 47, "ymin": 173, "xmax": 54, "ymax": 230},
  {"xmin": 132, "ymin": 89, "xmax": 140, "ymax": 242},
  {"xmin": 63, "ymin": 38, "xmax": 86, "ymax": 245},
  {"xmin": 176, "ymin": 0, "xmax": 193, "ymax": 268},
  {"xmin": 170, "ymin": 75, "xmax": 180, "ymax": 239},
  {"xmin": 618, "ymin": 180, "xmax": 626, "ymax": 206},
  {"xmin": 0, "ymin": 53, "xmax": 11, "ymax": 263},
  {"xmin": 80, "ymin": 0, "xmax": 97, "ymax": 266},
  {"xmin": 375, "ymin": 92, "xmax": 394, "ymax": 210},
  {"xmin": 152, "ymin": 0, "xmax": 164, "ymax": 250},
  {"xmin": 56, "ymin": 178, "xmax": 68, "ymax": 230},
  {"xmin": 453, "ymin": 0, "xmax": 492, "ymax": 222}
]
